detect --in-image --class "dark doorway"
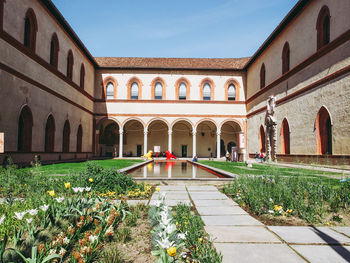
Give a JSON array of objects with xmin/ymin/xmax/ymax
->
[
  {"xmin": 181, "ymin": 145, "xmax": 187, "ymax": 157},
  {"xmin": 137, "ymin": 145, "xmax": 142, "ymax": 157}
]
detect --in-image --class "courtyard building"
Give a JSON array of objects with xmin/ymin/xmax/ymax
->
[{"xmin": 0, "ymin": 0, "xmax": 349, "ymax": 165}]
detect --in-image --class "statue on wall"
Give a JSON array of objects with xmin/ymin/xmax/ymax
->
[{"xmin": 265, "ymin": 95, "xmax": 277, "ymax": 161}]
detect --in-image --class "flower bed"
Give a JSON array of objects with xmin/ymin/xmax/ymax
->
[
  {"xmin": 222, "ymin": 174, "xmax": 350, "ymax": 225},
  {"xmin": 148, "ymin": 192, "xmax": 222, "ymax": 262}
]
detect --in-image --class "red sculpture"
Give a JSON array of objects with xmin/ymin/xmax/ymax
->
[{"xmin": 165, "ymin": 150, "xmax": 177, "ymax": 160}]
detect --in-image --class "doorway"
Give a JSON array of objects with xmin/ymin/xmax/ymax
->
[
  {"xmin": 137, "ymin": 144, "xmax": 142, "ymax": 157},
  {"xmin": 181, "ymin": 145, "xmax": 187, "ymax": 157}
]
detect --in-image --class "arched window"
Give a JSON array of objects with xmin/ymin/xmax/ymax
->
[
  {"xmin": 203, "ymin": 83, "xmax": 211, "ymax": 101},
  {"xmin": 18, "ymin": 106, "xmax": 33, "ymax": 152},
  {"xmin": 259, "ymin": 125, "xmax": 265, "ymax": 153},
  {"xmin": 23, "ymin": 8, "xmax": 38, "ymax": 52},
  {"xmin": 106, "ymin": 82, "xmax": 114, "ymax": 100},
  {"xmin": 131, "ymin": 82, "xmax": 139, "ymax": 99},
  {"xmin": 179, "ymin": 82, "xmax": 187, "ymax": 100},
  {"xmin": 62, "ymin": 120, "xmax": 70, "ymax": 153},
  {"xmin": 316, "ymin": 6, "xmax": 330, "ymax": 50},
  {"xmin": 50, "ymin": 33, "xmax": 59, "ymax": 69},
  {"xmin": 282, "ymin": 42, "xmax": 290, "ymax": 74},
  {"xmin": 154, "ymin": 82, "xmax": 163, "ymax": 100},
  {"xmin": 0, "ymin": 0, "xmax": 5, "ymax": 29},
  {"xmin": 227, "ymin": 84, "xmax": 236, "ymax": 101},
  {"xmin": 66, "ymin": 50, "xmax": 74, "ymax": 80},
  {"xmin": 316, "ymin": 107, "xmax": 332, "ymax": 155},
  {"xmin": 76, "ymin": 124, "xmax": 83, "ymax": 153},
  {"xmin": 80, "ymin": 64, "xmax": 85, "ymax": 89},
  {"xmin": 260, "ymin": 63, "xmax": 266, "ymax": 89},
  {"xmin": 281, "ymin": 118, "xmax": 290, "ymax": 154},
  {"xmin": 44, "ymin": 115, "xmax": 55, "ymax": 152}
]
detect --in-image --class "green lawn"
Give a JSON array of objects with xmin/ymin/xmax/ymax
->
[
  {"xmin": 199, "ymin": 161, "xmax": 343, "ymax": 179},
  {"xmin": 24, "ymin": 159, "xmax": 143, "ymax": 175}
]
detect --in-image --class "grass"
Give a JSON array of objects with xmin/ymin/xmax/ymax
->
[
  {"xmin": 23, "ymin": 159, "xmax": 143, "ymax": 175},
  {"xmin": 199, "ymin": 160, "xmax": 344, "ymax": 180}
]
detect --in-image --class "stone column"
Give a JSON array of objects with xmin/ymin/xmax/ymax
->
[
  {"xmin": 168, "ymin": 129, "xmax": 172, "ymax": 152},
  {"xmin": 144, "ymin": 128, "xmax": 148, "ymax": 155},
  {"xmin": 192, "ymin": 128, "xmax": 197, "ymax": 158},
  {"xmin": 216, "ymin": 131, "xmax": 221, "ymax": 159},
  {"xmin": 119, "ymin": 128, "xmax": 123, "ymax": 158}
]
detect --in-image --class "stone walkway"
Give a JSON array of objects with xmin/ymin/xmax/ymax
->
[{"xmin": 150, "ymin": 185, "xmax": 350, "ymax": 263}]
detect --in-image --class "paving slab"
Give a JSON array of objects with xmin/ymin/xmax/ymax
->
[
  {"xmin": 190, "ymin": 192, "xmax": 229, "ymax": 200},
  {"xmin": 332, "ymin": 227, "xmax": 350, "ymax": 238},
  {"xmin": 268, "ymin": 226, "xmax": 350, "ymax": 244},
  {"xmin": 149, "ymin": 199, "xmax": 191, "ymax": 206},
  {"xmin": 126, "ymin": 200, "xmax": 148, "ymax": 206},
  {"xmin": 196, "ymin": 206, "xmax": 247, "ymax": 215},
  {"xmin": 187, "ymin": 185, "xmax": 218, "ymax": 191},
  {"xmin": 151, "ymin": 192, "xmax": 189, "ymax": 200},
  {"xmin": 193, "ymin": 199, "xmax": 238, "ymax": 207},
  {"xmin": 158, "ymin": 186, "xmax": 186, "ymax": 191},
  {"xmin": 214, "ymin": 243, "xmax": 305, "ymax": 263},
  {"xmin": 202, "ymin": 215, "xmax": 263, "ymax": 226},
  {"xmin": 291, "ymin": 245, "xmax": 350, "ymax": 263},
  {"xmin": 205, "ymin": 226, "xmax": 281, "ymax": 243}
]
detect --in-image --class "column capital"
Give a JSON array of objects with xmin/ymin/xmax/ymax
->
[
  {"xmin": 216, "ymin": 131, "xmax": 221, "ymax": 136},
  {"xmin": 144, "ymin": 130, "xmax": 148, "ymax": 135},
  {"xmin": 168, "ymin": 130, "xmax": 173, "ymax": 135},
  {"xmin": 119, "ymin": 129, "xmax": 124, "ymax": 134}
]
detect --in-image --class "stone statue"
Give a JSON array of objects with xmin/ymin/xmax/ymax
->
[{"xmin": 265, "ymin": 96, "xmax": 277, "ymax": 162}]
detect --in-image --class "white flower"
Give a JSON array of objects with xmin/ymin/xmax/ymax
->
[
  {"xmin": 269, "ymin": 198, "xmax": 274, "ymax": 203},
  {"xmin": 156, "ymin": 238, "xmax": 174, "ymax": 249},
  {"xmin": 63, "ymin": 237, "xmax": 70, "ymax": 245},
  {"xmin": 153, "ymin": 200, "xmax": 162, "ymax": 207},
  {"xmin": 268, "ymin": 210, "xmax": 274, "ymax": 214},
  {"xmin": 161, "ymin": 215, "xmax": 171, "ymax": 226},
  {"xmin": 72, "ymin": 187, "xmax": 79, "ymax": 193},
  {"xmin": 89, "ymin": 235, "xmax": 98, "ymax": 243},
  {"xmin": 160, "ymin": 193, "xmax": 166, "ymax": 199},
  {"xmin": 27, "ymin": 209, "xmax": 38, "ymax": 216},
  {"xmin": 85, "ymin": 187, "xmax": 91, "ymax": 192},
  {"xmin": 26, "ymin": 218, "xmax": 33, "ymax": 224},
  {"xmin": 55, "ymin": 197, "xmax": 65, "ymax": 203},
  {"xmin": 49, "ymin": 249, "xmax": 56, "ymax": 255},
  {"xmin": 0, "ymin": 215, "xmax": 5, "ymax": 225},
  {"xmin": 40, "ymin": 205, "xmax": 49, "ymax": 212},
  {"xmin": 14, "ymin": 211, "xmax": 26, "ymax": 220},
  {"xmin": 177, "ymin": 233, "xmax": 186, "ymax": 240},
  {"xmin": 165, "ymin": 224, "xmax": 176, "ymax": 234}
]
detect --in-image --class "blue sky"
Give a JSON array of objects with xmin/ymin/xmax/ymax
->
[{"xmin": 52, "ymin": 0, "xmax": 298, "ymax": 58}]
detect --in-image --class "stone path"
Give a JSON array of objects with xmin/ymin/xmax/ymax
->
[{"xmin": 150, "ymin": 185, "xmax": 350, "ymax": 263}]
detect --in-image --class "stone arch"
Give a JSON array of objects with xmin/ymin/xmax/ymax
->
[
  {"xmin": 123, "ymin": 118, "xmax": 145, "ymax": 157},
  {"xmin": 199, "ymin": 77, "xmax": 215, "ymax": 100},
  {"xmin": 102, "ymin": 76, "xmax": 118, "ymax": 99},
  {"xmin": 127, "ymin": 76, "xmax": 143, "ymax": 99},
  {"xmin": 146, "ymin": 118, "xmax": 171, "ymax": 130},
  {"xmin": 44, "ymin": 114, "xmax": 55, "ymax": 153},
  {"xmin": 218, "ymin": 119, "xmax": 243, "ymax": 132},
  {"xmin": 196, "ymin": 119, "xmax": 218, "ymax": 158},
  {"xmin": 220, "ymin": 120, "xmax": 243, "ymax": 156},
  {"xmin": 171, "ymin": 118, "xmax": 194, "ymax": 130},
  {"xmin": 96, "ymin": 117, "xmax": 122, "ymax": 130},
  {"xmin": 316, "ymin": 106, "xmax": 332, "ymax": 155},
  {"xmin": 259, "ymin": 125, "xmax": 266, "ymax": 153},
  {"xmin": 224, "ymin": 79, "xmax": 240, "ymax": 101},
  {"xmin": 281, "ymin": 118, "xmax": 290, "ymax": 154},
  {"xmin": 18, "ymin": 105, "xmax": 33, "ymax": 152},
  {"xmin": 150, "ymin": 77, "xmax": 166, "ymax": 100},
  {"xmin": 121, "ymin": 117, "xmax": 145, "ymax": 129},
  {"xmin": 195, "ymin": 118, "xmax": 218, "ymax": 130},
  {"xmin": 97, "ymin": 118, "xmax": 120, "ymax": 157},
  {"xmin": 175, "ymin": 77, "xmax": 191, "ymax": 100}
]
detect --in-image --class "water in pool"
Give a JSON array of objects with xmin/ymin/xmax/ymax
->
[{"xmin": 129, "ymin": 161, "xmax": 220, "ymax": 179}]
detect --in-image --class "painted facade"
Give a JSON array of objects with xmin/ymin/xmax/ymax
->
[{"xmin": 0, "ymin": 0, "xmax": 349, "ymax": 165}]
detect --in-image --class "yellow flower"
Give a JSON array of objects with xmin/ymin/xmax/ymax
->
[
  {"xmin": 64, "ymin": 182, "xmax": 71, "ymax": 189},
  {"xmin": 47, "ymin": 190, "xmax": 55, "ymax": 197},
  {"xmin": 287, "ymin": 209, "xmax": 293, "ymax": 213},
  {"xmin": 167, "ymin": 247, "xmax": 176, "ymax": 257},
  {"xmin": 156, "ymin": 187, "xmax": 160, "ymax": 192},
  {"xmin": 89, "ymin": 178, "xmax": 94, "ymax": 183}
]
